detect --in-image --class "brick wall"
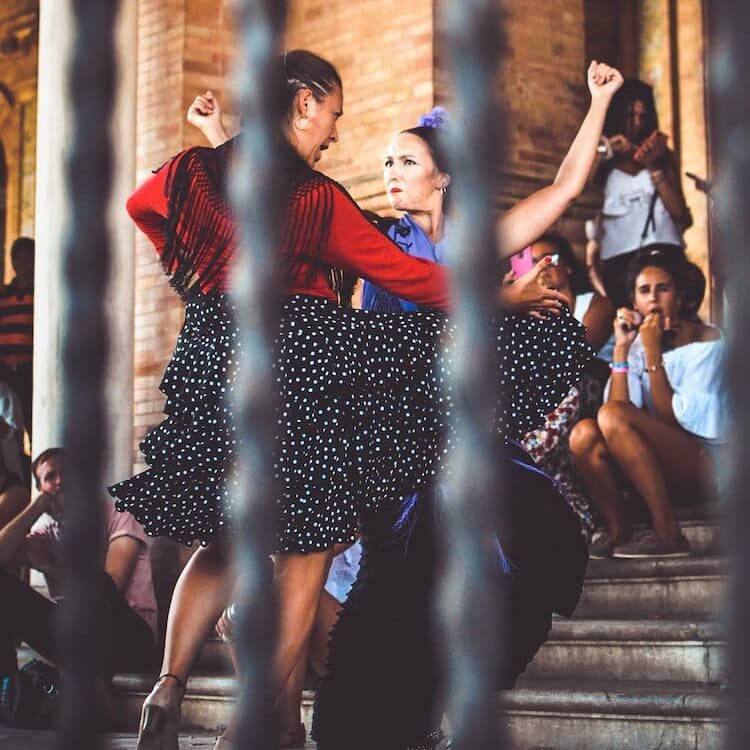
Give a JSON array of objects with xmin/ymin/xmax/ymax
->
[
  {"xmin": 130, "ymin": 0, "xmax": 714, "ymax": 471},
  {"xmin": 129, "ymin": 0, "xmax": 600, "ymax": 466},
  {"xmin": 0, "ymin": 0, "xmax": 38, "ymax": 280},
  {"xmin": 285, "ymin": 0, "xmax": 435, "ymax": 213},
  {"xmin": 132, "ymin": 0, "xmax": 235, "ymax": 475}
]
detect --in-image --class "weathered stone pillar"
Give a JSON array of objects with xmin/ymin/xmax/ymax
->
[{"xmin": 34, "ymin": 0, "xmax": 136, "ymax": 483}]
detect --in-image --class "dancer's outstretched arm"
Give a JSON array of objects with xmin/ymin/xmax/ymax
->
[{"xmin": 498, "ymin": 61, "xmax": 623, "ymax": 257}]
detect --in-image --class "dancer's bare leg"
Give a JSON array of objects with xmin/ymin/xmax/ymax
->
[
  {"xmin": 137, "ymin": 536, "xmax": 234, "ymax": 749},
  {"xmin": 218, "ymin": 546, "xmax": 343, "ymax": 747},
  {"xmin": 272, "ymin": 550, "xmax": 333, "ymax": 693},
  {"xmin": 218, "ymin": 640, "xmax": 308, "ymax": 746},
  {"xmin": 161, "ymin": 536, "xmax": 235, "ymax": 680},
  {"xmin": 309, "ymin": 589, "xmax": 342, "ymax": 676},
  {"xmin": 274, "ymin": 644, "xmax": 309, "ymax": 745}
]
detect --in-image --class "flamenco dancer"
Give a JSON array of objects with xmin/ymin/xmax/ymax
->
[
  {"xmin": 110, "ymin": 49, "xmax": 621, "ymax": 750},
  {"xmin": 314, "ymin": 92, "xmax": 619, "ymax": 750}
]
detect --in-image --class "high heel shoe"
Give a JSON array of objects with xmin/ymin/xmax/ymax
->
[{"xmin": 136, "ymin": 673, "xmax": 186, "ymax": 750}]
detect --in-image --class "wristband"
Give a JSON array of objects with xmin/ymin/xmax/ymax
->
[{"xmin": 611, "ymin": 361, "xmax": 629, "ymax": 368}]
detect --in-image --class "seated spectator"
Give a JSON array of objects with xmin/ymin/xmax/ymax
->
[
  {"xmin": 521, "ymin": 233, "xmax": 615, "ymax": 537},
  {"xmin": 0, "ymin": 448, "xmax": 158, "ymax": 707},
  {"xmin": 0, "ymin": 237, "xmax": 34, "ymax": 440},
  {"xmin": 569, "ymin": 250, "xmax": 726, "ymax": 558}
]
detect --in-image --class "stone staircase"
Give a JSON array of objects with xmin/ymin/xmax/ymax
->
[
  {"xmin": 505, "ymin": 514, "xmax": 726, "ymax": 749},
  {"xmin": 112, "ymin": 515, "xmax": 727, "ymax": 749}
]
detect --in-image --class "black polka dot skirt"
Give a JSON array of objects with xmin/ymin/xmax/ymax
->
[{"xmin": 109, "ymin": 293, "xmax": 591, "ymax": 552}]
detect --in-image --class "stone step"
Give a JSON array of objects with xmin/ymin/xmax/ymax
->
[
  {"xmin": 523, "ymin": 619, "xmax": 725, "ymax": 683},
  {"xmin": 0, "ymin": 728, "xmax": 317, "ymax": 749},
  {"xmin": 577, "ymin": 555, "xmax": 725, "ymax": 619},
  {"xmin": 505, "ymin": 678, "xmax": 725, "ymax": 750},
  {"xmin": 669, "ymin": 517, "xmax": 722, "ymax": 555},
  {"xmin": 114, "ymin": 674, "xmax": 725, "ymax": 749},
  {"xmin": 112, "ymin": 674, "xmax": 316, "ymax": 735}
]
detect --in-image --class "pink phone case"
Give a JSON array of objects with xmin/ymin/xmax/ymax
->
[{"xmin": 510, "ymin": 246, "xmax": 534, "ymax": 276}]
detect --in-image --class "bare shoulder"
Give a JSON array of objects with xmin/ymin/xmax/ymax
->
[{"xmin": 697, "ymin": 324, "xmax": 721, "ymax": 343}]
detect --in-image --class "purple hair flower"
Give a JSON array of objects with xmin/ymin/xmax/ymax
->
[{"xmin": 418, "ymin": 106, "xmax": 449, "ymax": 130}]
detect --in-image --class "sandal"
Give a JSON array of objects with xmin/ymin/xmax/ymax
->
[{"xmin": 136, "ymin": 673, "xmax": 186, "ymax": 750}]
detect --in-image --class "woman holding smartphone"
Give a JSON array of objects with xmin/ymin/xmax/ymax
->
[
  {"xmin": 587, "ymin": 79, "xmax": 692, "ymax": 307},
  {"xmin": 569, "ymin": 248, "xmax": 726, "ymax": 558}
]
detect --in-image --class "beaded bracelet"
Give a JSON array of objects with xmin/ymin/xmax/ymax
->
[{"xmin": 646, "ymin": 359, "xmax": 665, "ymax": 373}]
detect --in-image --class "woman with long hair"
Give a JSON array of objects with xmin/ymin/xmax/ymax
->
[{"xmin": 570, "ymin": 249, "xmax": 726, "ymax": 558}]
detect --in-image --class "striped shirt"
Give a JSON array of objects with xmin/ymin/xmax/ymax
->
[{"xmin": 0, "ymin": 281, "xmax": 33, "ymax": 367}]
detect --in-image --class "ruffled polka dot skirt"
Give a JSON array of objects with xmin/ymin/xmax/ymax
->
[{"xmin": 109, "ymin": 293, "xmax": 591, "ymax": 552}]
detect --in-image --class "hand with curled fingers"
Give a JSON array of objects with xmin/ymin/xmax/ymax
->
[
  {"xmin": 613, "ymin": 307, "xmax": 640, "ymax": 350},
  {"xmin": 187, "ymin": 91, "xmax": 221, "ymax": 128},
  {"xmin": 608, "ymin": 134, "xmax": 633, "ymax": 155},
  {"xmin": 587, "ymin": 60, "xmax": 624, "ymax": 103},
  {"xmin": 187, "ymin": 90, "xmax": 230, "ymax": 147},
  {"xmin": 499, "ymin": 256, "xmax": 571, "ymax": 320},
  {"xmin": 633, "ymin": 131, "xmax": 668, "ymax": 169},
  {"xmin": 638, "ymin": 310, "xmax": 667, "ymax": 358}
]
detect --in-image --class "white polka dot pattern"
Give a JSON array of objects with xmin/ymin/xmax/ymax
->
[{"xmin": 109, "ymin": 293, "xmax": 591, "ymax": 551}]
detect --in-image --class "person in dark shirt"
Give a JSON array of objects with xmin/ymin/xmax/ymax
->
[{"xmin": 0, "ymin": 237, "xmax": 34, "ymax": 441}]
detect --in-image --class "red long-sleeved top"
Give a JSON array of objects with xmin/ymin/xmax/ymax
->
[{"xmin": 127, "ymin": 151, "xmax": 451, "ymax": 310}]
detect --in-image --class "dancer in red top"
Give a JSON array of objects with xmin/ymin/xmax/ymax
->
[{"xmin": 111, "ymin": 49, "xmax": 621, "ymax": 749}]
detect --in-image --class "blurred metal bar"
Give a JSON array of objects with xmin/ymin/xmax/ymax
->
[
  {"xmin": 228, "ymin": 1, "xmax": 288, "ymax": 748},
  {"xmin": 59, "ymin": 1, "xmax": 119, "ymax": 748},
  {"xmin": 706, "ymin": 2, "xmax": 750, "ymax": 748},
  {"xmin": 437, "ymin": 0, "xmax": 506, "ymax": 748}
]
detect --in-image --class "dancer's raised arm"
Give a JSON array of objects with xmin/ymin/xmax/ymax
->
[{"xmin": 497, "ymin": 61, "xmax": 623, "ymax": 257}]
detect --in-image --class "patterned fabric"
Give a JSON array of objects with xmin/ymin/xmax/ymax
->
[
  {"xmin": 109, "ymin": 292, "xmax": 591, "ymax": 552},
  {"xmin": 521, "ymin": 368, "xmax": 607, "ymax": 538}
]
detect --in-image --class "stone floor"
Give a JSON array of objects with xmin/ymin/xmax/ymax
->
[{"xmin": 0, "ymin": 728, "xmax": 316, "ymax": 749}]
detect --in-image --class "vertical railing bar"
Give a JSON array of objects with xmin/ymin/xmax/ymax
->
[
  {"xmin": 228, "ymin": 2, "xmax": 288, "ymax": 749},
  {"xmin": 707, "ymin": 2, "xmax": 750, "ymax": 748},
  {"xmin": 59, "ymin": 1, "xmax": 119, "ymax": 748},
  {"xmin": 437, "ymin": 0, "xmax": 507, "ymax": 748}
]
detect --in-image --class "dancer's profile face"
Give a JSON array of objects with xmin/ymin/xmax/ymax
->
[
  {"xmin": 292, "ymin": 85, "xmax": 344, "ymax": 167},
  {"xmin": 383, "ymin": 133, "xmax": 448, "ymax": 213}
]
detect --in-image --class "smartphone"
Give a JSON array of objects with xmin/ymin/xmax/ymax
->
[{"xmin": 510, "ymin": 246, "xmax": 534, "ymax": 276}]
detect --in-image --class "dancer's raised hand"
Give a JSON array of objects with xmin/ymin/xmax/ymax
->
[
  {"xmin": 187, "ymin": 91, "xmax": 230, "ymax": 147},
  {"xmin": 587, "ymin": 60, "xmax": 623, "ymax": 102}
]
